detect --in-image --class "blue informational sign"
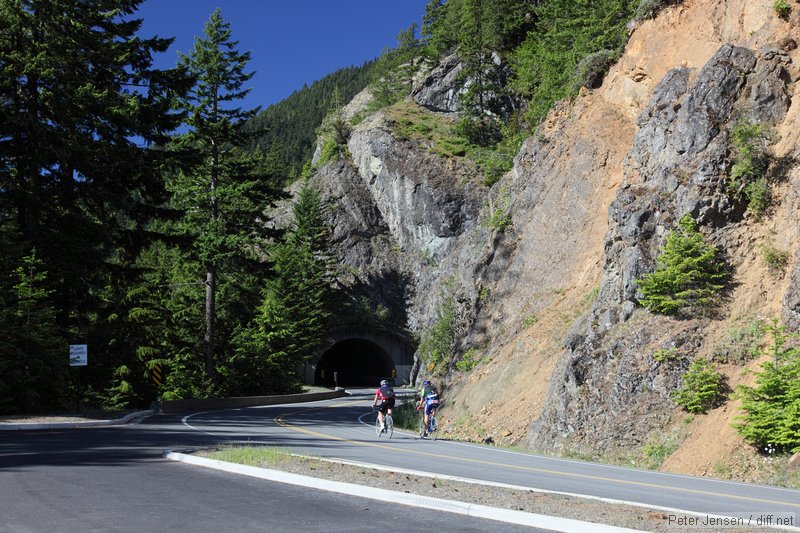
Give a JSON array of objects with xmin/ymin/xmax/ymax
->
[{"xmin": 69, "ymin": 344, "xmax": 88, "ymax": 367}]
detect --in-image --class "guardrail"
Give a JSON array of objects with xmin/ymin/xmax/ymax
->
[{"xmin": 160, "ymin": 389, "xmax": 347, "ymax": 414}]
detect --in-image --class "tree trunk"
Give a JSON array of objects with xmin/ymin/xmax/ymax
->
[
  {"xmin": 204, "ymin": 137, "xmax": 219, "ymax": 380},
  {"xmin": 204, "ymin": 266, "xmax": 216, "ymax": 378}
]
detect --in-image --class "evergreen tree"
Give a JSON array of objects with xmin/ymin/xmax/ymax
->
[
  {"xmin": 636, "ymin": 214, "xmax": 727, "ymax": 316},
  {"xmin": 228, "ymin": 184, "xmax": 334, "ymax": 395},
  {"xmin": 171, "ymin": 8, "xmax": 281, "ymax": 386},
  {"xmin": 0, "ymin": 0, "xmax": 187, "ymax": 411},
  {"xmin": 511, "ymin": 0, "xmax": 634, "ymax": 124},
  {"xmin": 671, "ymin": 357, "xmax": 725, "ymax": 414},
  {"xmin": 458, "ymin": 0, "xmax": 501, "ymax": 146},
  {"xmin": 367, "ymin": 22, "xmax": 423, "ymax": 112},
  {"xmin": 736, "ymin": 322, "xmax": 800, "ymax": 453},
  {"xmin": 0, "ymin": 250, "xmax": 66, "ymax": 414},
  {"xmin": 422, "ymin": 0, "xmax": 459, "ymax": 56}
]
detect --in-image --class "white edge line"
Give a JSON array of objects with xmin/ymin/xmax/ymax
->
[
  {"xmin": 443, "ymin": 438, "xmax": 800, "ymax": 495},
  {"xmin": 164, "ymin": 450, "xmax": 642, "ymax": 533}
]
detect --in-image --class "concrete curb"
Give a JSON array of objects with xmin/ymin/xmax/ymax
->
[
  {"xmin": 0, "ymin": 410, "xmax": 153, "ymax": 431},
  {"xmin": 161, "ymin": 389, "xmax": 347, "ymax": 413},
  {"xmin": 164, "ymin": 450, "xmax": 642, "ymax": 533}
]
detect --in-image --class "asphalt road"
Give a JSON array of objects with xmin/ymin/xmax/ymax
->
[
  {"xmin": 2, "ymin": 389, "xmax": 799, "ymax": 532},
  {"xmin": 179, "ymin": 389, "xmax": 800, "ymax": 519},
  {"xmin": 0, "ymin": 419, "xmax": 539, "ymax": 532}
]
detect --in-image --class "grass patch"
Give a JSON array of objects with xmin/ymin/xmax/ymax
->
[
  {"xmin": 385, "ymin": 101, "xmax": 468, "ymax": 158},
  {"xmin": 712, "ymin": 317, "xmax": 766, "ymax": 365},
  {"xmin": 761, "ymin": 241, "xmax": 790, "ymax": 276},
  {"xmin": 205, "ymin": 445, "xmax": 293, "ymax": 467},
  {"xmin": 392, "ymin": 400, "xmax": 422, "ymax": 431},
  {"xmin": 384, "ymin": 100, "xmax": 517, "ymax": 185},
  {"xmin": 713, "ymin": 448, "xmax": 800, "ymax": 489},
  {"xmin": 642, "ymin": 422, "xmax": 689, "ymax": 470},
  {"xmin": 456, "ymin": 348, "xmax": 489, "ymax": 372}
]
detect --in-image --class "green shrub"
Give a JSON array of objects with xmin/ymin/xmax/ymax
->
[
  {"xmin": 774, "ymin": 0, "xmax": 792, "ymax": 20},
  {"xmin": 743, "ymin": 177, "xmax": 769, "ymax": 217},
  {"xmin": 485, "ymin": 186, "xmax": 512, "ymax": 230},
  {"xmin": 653, "ymin": 348, "xmax": 680, "ymax": 363},
  {"xmin": 636, "ymin": 214, "xmax": 727, "ymax": 315},
  {"xmin": 392, "ymin": 400, "xmax": 422, "ymax": 431},
  {"xmin": 455, "ymin": 348, "xmax": 486, "ymax": 372},
  {"xmin": 713, "ymin": 318, "xmax": 766, "ymax": 365},
  {"xmin": 643, "ymin": 428, "xmax": 684, "ymax": 469},
  {"xmin": 315, "ymin": 138, "xmax": 339, "ymax": 167},
  {"xmin": 571, "ymin": 49, "xmax": 618, "ymax": 92},
  {"xmin": 470, "ymin": 146, "xmax": 513, "ymax": 187},
  {"xmin": 735, "ymin": 322, "xmax": 800, "ymax": 453},
  {"xmin": 728, "ymin": 120, "xmax": 772, "ymax": 216},
  {"xmin": 761, "ymin": 241, "xmax": 790, "ymax": 276},
  {"xmin": 634, "ymin": 0, "xmax": 682, "ymax": 21},
  {"xmin": 672, "ymin": 357, "xmax": 726, "ymax": 414},
  {"xmin": 522, "ymin": 315, "xmax": 538, "ymax": 328},
  {"xmin": 418, "ymin": 296, "xmax": 457, "ymax": 374}
]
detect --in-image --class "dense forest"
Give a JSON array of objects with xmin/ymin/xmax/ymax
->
[{"xmin": 0, "ymin": 0, "xmax": 679, "ymax": 414}]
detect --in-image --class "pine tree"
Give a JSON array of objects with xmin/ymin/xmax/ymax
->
[
  {"xmin": 171, "ymin": 8, "xmax": 281, "ymax": 385},
  {"xmin": 736, "ymin": 322, "xmax": 800, "ymax": 453},
  {"xmin": 671, "ymin": 358, "xmax": 725, "ymax": 414},
  {"xmin": 457, "ymin": 0, "xmax": 504, "ymax": 146},
  {"xmin": 636, "ymin": 214, "xmax": 727, "ymax": 316},
  {"xmin": 0, "ymin": 250, "xmax": 66, "ymax": 414},
  {"xmin": 228, "ymin": 184, "xmax": 334, "ymax": 395},
  {"xmin": 0, "ymin": 0, "xmax": 188, "ymax": 410}
]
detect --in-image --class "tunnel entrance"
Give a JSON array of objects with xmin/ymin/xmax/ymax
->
[{"xmin": 315, "ymin": 339, "xmax": 395, "ymax": 387}]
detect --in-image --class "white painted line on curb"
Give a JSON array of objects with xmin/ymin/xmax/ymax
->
[{"xmin": 164, "ymin": 450, "xmax": 643, "ymax": 533}]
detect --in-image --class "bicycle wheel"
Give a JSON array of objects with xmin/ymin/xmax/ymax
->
[
  {"xmin": 385, "ymin": 414, "xmax": 393, "ymax": 439},
  {"xmin": 419, "ymin": 415, "xmax": 427, "ymax": 438},
  {"xmin": 375, "ymin": 415, "xmax": 383, "ymax": 437},
  {"xmin": 429, "ymin": 415, "xmax": 437, "ymax": 441}
]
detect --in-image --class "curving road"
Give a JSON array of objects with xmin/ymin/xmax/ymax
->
[
  {"xmin": 2, "ymin": 389, "xmax": 799, "ymax": 531},
  {"xmin": 180, "ymin": 389, "xmax": 800, "ymax": 522}
]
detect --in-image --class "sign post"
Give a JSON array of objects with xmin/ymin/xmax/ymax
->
[{"xmin": 69, "ymin": 344, "xmax": 88, "ymax": 412}]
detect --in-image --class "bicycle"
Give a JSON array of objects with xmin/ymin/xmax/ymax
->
[
  {"xmin": 374, "ymin": 406, "xmax": 393, "ymax": 438},
  {"xmin": 418, "ymin": 408, "xmax": 437, "ymax": 440}
]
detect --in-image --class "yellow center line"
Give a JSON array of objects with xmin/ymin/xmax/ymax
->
[{"xmin": 274, "ymin": 401, "xmax": 800, "ymax": 509}]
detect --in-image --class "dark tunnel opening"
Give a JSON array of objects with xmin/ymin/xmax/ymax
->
[{"xmin": 315, "ymin": 339, "xmax": 395, "ymax": 387}]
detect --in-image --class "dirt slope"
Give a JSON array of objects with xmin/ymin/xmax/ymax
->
[{"xmin": 443, "ymin": 0, "xmax": 800, "ymax": 481}]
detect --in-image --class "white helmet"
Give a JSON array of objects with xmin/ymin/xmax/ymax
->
[{"xmin": 380, "ymin": 379, "xmax": 388, "ymax": 386}]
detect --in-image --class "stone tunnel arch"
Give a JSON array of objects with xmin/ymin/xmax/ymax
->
[{"xmin": 308, "ymin": 328, "xmax": 414, "ymax": 388}]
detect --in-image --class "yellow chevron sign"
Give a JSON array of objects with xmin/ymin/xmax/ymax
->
[{"xmin": 152, "ymin": 364, "xmax": 163, "ymax": 387}]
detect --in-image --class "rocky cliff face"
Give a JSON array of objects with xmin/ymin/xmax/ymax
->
[{"xmin": 310, "ymin": 0, "xmax": 800, "ymax": 473}]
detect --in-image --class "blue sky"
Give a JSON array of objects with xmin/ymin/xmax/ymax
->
[{"xmin": 136, "ymin": 0, "xmax": 429, "ymax": 112}]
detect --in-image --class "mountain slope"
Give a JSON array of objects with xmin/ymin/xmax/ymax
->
[{"xmin": 310, "ymin": 0, "xmax": 800, "ymax": 482}]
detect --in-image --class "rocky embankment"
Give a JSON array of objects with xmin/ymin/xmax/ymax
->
[{"xmin": 310, "ymin": 0, "xmax": 800, "ymax": 475}]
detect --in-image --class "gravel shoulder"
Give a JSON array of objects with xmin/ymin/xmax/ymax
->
[{"xmin": 197, "ymin": 447, "xmax": 777, "ymax": 533}]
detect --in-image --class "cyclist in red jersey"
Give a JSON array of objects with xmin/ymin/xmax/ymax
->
[{"xmin": 372, "ymin": 379, "xmax": 395, "ymax": 431}]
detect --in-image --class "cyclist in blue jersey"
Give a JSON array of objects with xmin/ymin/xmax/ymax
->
[{"xmin": 416, "ymin": 379, "xmax": 441, "ymax": 437}]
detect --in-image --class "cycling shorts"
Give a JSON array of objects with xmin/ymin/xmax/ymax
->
[
  {"xmin": 377, "ymin": 397, "xmax": 395, "ymax": 413},
  {"xmin": 424, "ymin": 400, "xmax": 439, "ymax": 416}
]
